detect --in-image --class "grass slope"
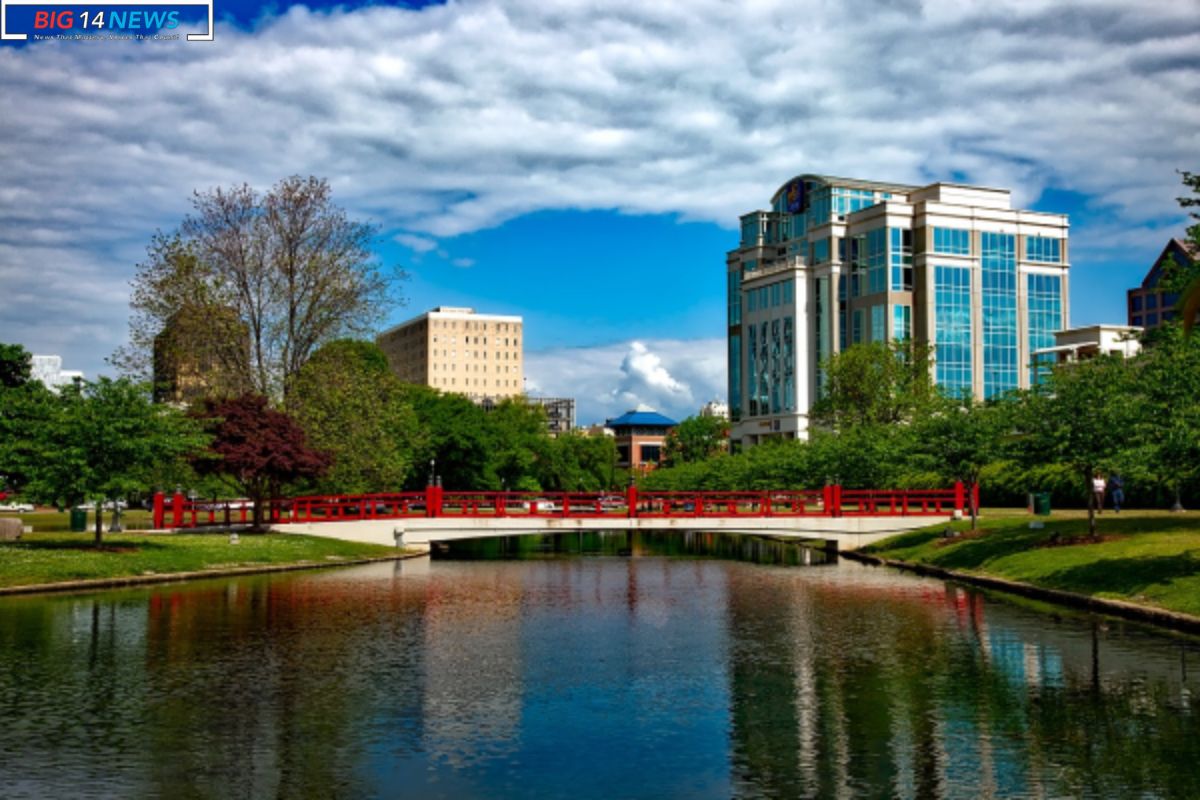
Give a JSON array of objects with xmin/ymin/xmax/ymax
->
[
  {"xmin": 864, "ymin": 509, "xmax": 1200, "ymax": 617},
  {"xmin": 0, "ymin": 532, "xmax": 400, "ymax": 589}
]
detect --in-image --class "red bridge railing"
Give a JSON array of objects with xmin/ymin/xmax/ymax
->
[{"xmin": 152, "ymin": 483, "xmax": 970, "ymax": 529}]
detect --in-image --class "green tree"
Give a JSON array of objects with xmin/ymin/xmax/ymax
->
[
  {"xmin": 289, "ymin": 340, "xmax": 422, "ymax": 494},
  {"xmin": 0, "ymin": 344, "xmax": 56, "ymax": 495},
  {"xmin": 913, "ymin": 397, "xmax": 1011, "ymax": 529},
  {"xmin": 1011, "ymin": 355, "xmax": 1136, "ymax": 538},
  {"xmin": 25, "ymin": 378, "xmax": 209, "ymax": 543},
  {"xmin": 662, "ymin": 415, "xmax": 728, "ymax": 467},
  {"xmin": 484, "ymin": 398, "xmax": 549, "ymax": 491},
  {"xmin": 116, "ymin": 176, "xmax": 402, "ymax": 399},
  {"xmin": 537, "ymin": 433, "xmax": 619, "ymax": 492},
  {"xmin": 810, "ymin": 340, "xmax": 936, "ymax": 431},
  {"xmin": 1173, "ymin": 170, "xmax": 1200, "ymax": 334},
  {"xmin": 1133, "ymin": 324, "xmax": 1200, "ymax": 509},
  {"xmin": 398, "ymin": 385, "xmax": 492, "ymax": 490}
]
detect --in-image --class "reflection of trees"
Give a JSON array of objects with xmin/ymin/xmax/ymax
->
[{"xmin": 724, "ymin": 570, "xmax": 1200, "ymax": 799}]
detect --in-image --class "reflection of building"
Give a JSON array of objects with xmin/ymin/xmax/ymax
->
[
  {"xmin": 528, "ymin": 396, "xmax": 575, "ymax": 436},
  {"xmin": 605, "ymin": 410, "xmax": 676, "ymax": 472},
  {"xmin": 30, "ymin": 355, "xmax": 83, "ymax": 391},
  {"xmin": 376, "ymin": 307, "xmax": 523, "ymax": 404},
  {"xmin": 1032, "ymin": 324, "xmax": 1141, "ymax": 371},
  {"xmin": 152, "ymin": 307, "xmax": 249, "ymax": 404},
  {"xmin": 1127, "ymin": 238, "xmax": 1197, "ymax": 331},
  {"xmin": 727, "ymin": 174, "xmax": 1070, "ymax": 448}
]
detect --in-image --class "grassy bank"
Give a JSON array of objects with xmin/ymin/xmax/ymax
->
[
  {"xmin": 863, "ymin": 509, "xmax": 1200, "ymax": 617},
  {"xmin": 0, "ymin": 532, "xmax": 402, "ymax": 590}
]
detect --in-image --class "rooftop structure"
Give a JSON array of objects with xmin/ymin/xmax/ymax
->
[{"xmin": 1128, "ymin": 238, "xmax": 1198, "ymax": 331}]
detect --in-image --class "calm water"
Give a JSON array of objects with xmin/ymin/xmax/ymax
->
[{"xmin": 1, "ymin": 532, "xmax": 1199, "ymax": 799}]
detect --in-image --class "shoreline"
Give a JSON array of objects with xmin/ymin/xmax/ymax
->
[
  {"xmin": 0, "ymin": 550, "xmax": 427, "ymax": 598},
  {"xmin": 842, "ymin": 549, "xmax": 1200, "ymax": 636}
]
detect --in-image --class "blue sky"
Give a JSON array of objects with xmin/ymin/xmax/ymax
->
[{"xmin": 1, "ymin": 0, "xmax": 1197, "ymax": 424}]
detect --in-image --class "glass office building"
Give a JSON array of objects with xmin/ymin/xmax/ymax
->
[{"xmin": 727, "ymin": 174, "xmax": 1070, "ymax": 448}]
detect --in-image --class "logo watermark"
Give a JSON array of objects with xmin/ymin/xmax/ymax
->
[{"xmin": 2, "ymin": 0, "xmax": 214, "ymax": 42}]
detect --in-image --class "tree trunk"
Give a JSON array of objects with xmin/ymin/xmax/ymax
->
[
  {"xmin": 1087, "ymin": 479, "xmax": 1097, "ymax": 541},
  {"xmin": 93, "ymin": 498, "xmax": 103, "ymax": 546},
  {"xmin": 970, "ymin": 483, "xmax": 979, "ymax": 532},
  {"xmin": 1172, "ymin": 486, "xmax": 1185, "ymax": 513}
]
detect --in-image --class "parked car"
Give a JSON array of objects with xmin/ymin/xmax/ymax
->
[
  {"xmin": 0, "ymin": 502, "xmax": 34, "ymax": 513},
  {"xmin": 76, "ymin": 500, "xmax": 128, "ymax": 511}
]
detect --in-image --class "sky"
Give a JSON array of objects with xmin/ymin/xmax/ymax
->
[{"xmin": 1, "ymin": 0, "xmax": 1198, "ymax": 425}]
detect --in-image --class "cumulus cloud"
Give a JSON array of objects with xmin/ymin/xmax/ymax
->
[
  {"xmin": 526, "ymin": 338, "xmax": 725, "ymax": 425},
  {"xmin": 0, "ymin": 0, "xmax": 1197, "ymax": 374}
]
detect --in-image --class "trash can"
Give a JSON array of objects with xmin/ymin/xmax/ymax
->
[
  {"xmin": 1034, "ymin": 492, "xmax": 1052, "ymax": 516},
  {"xmin": 69, "ymin": 507, "xmax": 88, "ymax": 532}
]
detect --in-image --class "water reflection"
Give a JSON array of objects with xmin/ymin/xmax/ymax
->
[{"xmin": 0, "ymin": 541, "xmax": 1197, "ymax": 798}]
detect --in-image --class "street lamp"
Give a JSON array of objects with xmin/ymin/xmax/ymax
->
[{"xmin": 428, "ymin": 459, "xmax": 436, "ymax": 487}]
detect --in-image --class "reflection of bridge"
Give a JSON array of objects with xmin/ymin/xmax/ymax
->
[{"xmin": 153, "ymin": 484, "xmax": 972, "ymax": 551}]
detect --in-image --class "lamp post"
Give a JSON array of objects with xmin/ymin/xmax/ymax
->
[{"xmin": 428, "ymin": 459, "xmax": 436, "ymax": 487}]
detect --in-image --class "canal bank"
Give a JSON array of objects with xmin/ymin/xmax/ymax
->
[
  {"xmin": 0, "ymin": 532, "xmax": 417, "ymax": 596},
  {"xmin": 848, "ymin": 509, "xmax": 1200, "ymax": 635}
]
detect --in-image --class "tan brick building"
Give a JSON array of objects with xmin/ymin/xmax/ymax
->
[{"xmin": 376, "ymin": 307, "xmax": 524, "ymax": 402}]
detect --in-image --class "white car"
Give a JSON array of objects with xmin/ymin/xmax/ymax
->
[{"xmin": 0, "ymin": 502, "xmax": 34, "ymax": 513}]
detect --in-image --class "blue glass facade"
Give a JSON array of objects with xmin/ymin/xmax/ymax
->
[
  {"xmin": 1026, "ymin": 236, "xmax": 1061, "ymax": 263},
  {"xmin": 982, "ymin": 232, "xmax": 1018, "ymax": 399},
  {"xmin": 890, "ymin": 228, "xmax": 913, "ymax": 291},
  {"xmin": 1026, "ymin": 274, "xmax": 1062, "ymax": 384},
  {"xmin": 866, "ymin": 228, "xmax": 887, "ymax": 295},
  {"xmin": 893, "ymin": 304, "xmax": 911, "ymax": 341},
  {"xmin": 933, "ymin": 227, "xmax": 971, "ymax": 255},
  {"xmin": 870, "ymin": 304, "xmax": 886, "ymax": 343},
  {"xmin": 935, "ymin": 265, "xmax": 972, "ymax": 396}
]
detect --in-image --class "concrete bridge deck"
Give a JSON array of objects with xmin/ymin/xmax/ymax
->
[{"xmin": 273, "ymin": 514, "xmax": 944, "ymax": 551}]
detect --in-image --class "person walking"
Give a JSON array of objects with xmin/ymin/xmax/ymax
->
[
  {"xmin": 1092, "ymin": 472, "xmax": 1107, "ymax": 514},
  {"xmin": 1110, "ymin": 473, "xmax": 1125, "ymax": 513}
]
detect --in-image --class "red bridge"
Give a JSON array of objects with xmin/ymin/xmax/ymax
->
[{"xmin": 152, "ymin": 483, "xmax": 975, "ymax": 530}]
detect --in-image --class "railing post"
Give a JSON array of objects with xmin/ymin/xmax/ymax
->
[
  {"xmin": 954, "ymin": 481, "xmax": 965, "ymax": 516},
  {"xmin": 172, "ymin": 491, "xmax": 185, "ymax": 528},
  {"xmin": 832, "ymin": 485, "xmax": 842, "ymax": 518},
  {"xmin": 627, "ymin": 485, "xmax": 638, "ymax": 518},
  {"xmin": 426, "ymin": 485, "xmax": 436, "ymax": 518},
  {"xmin": 152, "ymin": 492, "xmax": 165, "ymax": 529}
]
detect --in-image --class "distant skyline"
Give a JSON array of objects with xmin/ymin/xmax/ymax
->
[{"xmin": 2, "ymin": 0, "xmax": 1197, "ymax": 424}]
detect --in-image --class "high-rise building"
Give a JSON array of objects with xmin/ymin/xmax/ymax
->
[
  {"xmin": 376, "ymin": 307, "xmax": 524, "ymax": 403},
  {"xmin": 727, "ymin": 174, "xmax": 1070, "ymax": 448},
  {"xmin": 30, "ymin": 355, "xmax": 83, "ymax": 391},
  {"xmin": 1127, "ymin": 238, "xmax": 1197, "ymax": 331}
]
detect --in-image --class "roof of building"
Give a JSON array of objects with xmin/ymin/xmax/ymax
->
[
  {"xmin": 605, "ymin": 410, "xmax": 678, "ymax": 428},
  {"xmin": 1135, "ymin": 238, "xmax": 1198, "ymax": 291}
]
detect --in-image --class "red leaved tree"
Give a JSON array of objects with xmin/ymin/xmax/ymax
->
[{"xmin": 195, "ymin": 394, "xmax": 330, "ymax": 530}]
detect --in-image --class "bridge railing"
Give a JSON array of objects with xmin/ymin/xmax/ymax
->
[{"xmin": 152, "ymin": 483, "xmax": 970, "ymax": 529}]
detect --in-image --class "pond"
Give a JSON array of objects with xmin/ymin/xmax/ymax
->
[{"xmin": 1, "ymin": 532, "xmax": 1198, "ymax": 798}]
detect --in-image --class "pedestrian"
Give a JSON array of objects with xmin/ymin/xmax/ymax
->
[
  {"xmin": 1092, "ymin": 472, "xmax": 1107, "ymax": 513},
  {"xmin": 1110, "ymin": 473, "xmax": 1125, "ymax": 513}
]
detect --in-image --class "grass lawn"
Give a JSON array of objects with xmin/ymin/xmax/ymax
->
[
  {"xmin": 864, "ymin": 508, "xmax": 1200, "ymax": 617},
  {"xmin": 0, "ymin": 531, "xmax": 402, "ymax": 589},
  {"xmin": 2, "ymin": 508, "xmax": 155, "ymax": 533}
]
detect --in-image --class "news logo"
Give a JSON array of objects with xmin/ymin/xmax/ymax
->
[{"xmin": 2, "ymin": 0, "xmax": 214, "ymax": 41}]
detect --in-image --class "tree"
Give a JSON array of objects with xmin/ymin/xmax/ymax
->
[
  {"xmin": 289, "ymin": 340, "xmax": 422, "ymax": 494},
  {"xmin": 662, "ymin": 415, "xmax": 728, "ymax": 467},
  {"xmin": 1011, "ymin": 355, "xmax": 1136, "ymax": 539},
  {"xmin": 810, "ymin": 340, "xmax": 936, "ymax": 431},
  {"xmin": 1173, "ymin": 170, "xmax": 1200, "ymax": 334},
  {"xmin": 1133, "ymin": 324, "xmax": 1200, "ymax": 510},
  {"xmin": 194, "ymin": 394, "xmax": 330, "ymax": 530},
  {"xmin": 23, "ymin": 378, "xmax": 208, "ymax": 544},
  {"xmin": 117, "ymin": 176, "xmax": 401, "ymax": 399},
  {"xmin": 484, "ymin": 399, "xmax": 549, "ymax": 491},
  {"xmin": 913, "ymin": 397, "xmax": 1011, "ymax": 530},
  {"xmin": 0, "ymin": 344, "xmax": 55, "ymax": 495},
  {"xmin": 396, "ymin": 385, "xmax": 492, "ymax": 490}
]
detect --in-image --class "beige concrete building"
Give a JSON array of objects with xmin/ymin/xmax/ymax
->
[{"xmin": 376, "ymin": 307, "xmax": 524, "ymax": 402}]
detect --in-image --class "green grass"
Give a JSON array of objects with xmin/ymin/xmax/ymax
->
[
  {"xmin": 0, "ymin": 532, "xmax": 401, "ymax": 589},
  {"xmin": 864, "ymin": 509, "xmax": 1200, "ymax": 617},
  {"xmin": 2, "ymin": 508, "xmax": 155, "ymax": 533}
]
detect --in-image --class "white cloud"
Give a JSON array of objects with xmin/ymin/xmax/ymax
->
[
  {"xmin": 526, "ymin": 338, "xmax": 725, "ymax": 425},
  {"xmin": 0, "ymin": 0, "xmax": 1197, "ymax": 373}
]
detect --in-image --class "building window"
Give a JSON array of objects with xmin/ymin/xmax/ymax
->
[
  {"xmin": 866, "ymin": 228, "xmax": 887, "ymax": 294},
  {"xmin": 727, "ymin": 270, "xmax": 742, "ymax": 326},
  {"xmin": 1147, "ymin": 294, "xmax": 1158, "ymax": 310},
  {"xmin": 1147, "ymin": 313, "xmax": 1159, "ymax": 326},
  {"xmin": 640, "ymin": 444, "xmax": 662, "ymax": 464},
  {"xmin": 893, "ymin": 304, "xmax": 912, "ymax": 342},
  {"xmin": 852, "ymin": 309, "xmax": 864, "ymax": 344},
  {"xmin": 935, "ymin": 264, "xmax": 972, "ymax": 397},
  {"xmin": 890, "ymin": 228, "xmax": 913, "ymax": 291},
  {"xmin": 1131, "ymin": 295, "xmax": 1143, "ymax": 312},
  {"xmin": 1132, "ymin": 315, "xmax": 1143, "ymax": 326},
  {"xmin": 982, "ymin": 232, "xmax": 1018, "ymax": 399},
  {"xmin": 783, "ymin": 281, "xmax": 794, "ymax": 304},
  {"xmin": 1026, "ymin": 236, "xmax": 1061, "ymax": 263},
  {"xmin": 933, "ymin": 227, "xmax": 971, "ymax": 256},
  {"xmin": 1027, "ymin": 274, "xmax": 1062, "ymax": 385},
  {"xmin": 771, "ymin": 283, "xmax": 782, "ymax": 307},
  {"xmin": 871, "ymin": 304, "xmax": 886, "ymax": 343},
  {"xmin": 729, "ymin": 334, "xmax": 742, "ymax": 421},
  {"xmin": 812, "ymin": 237, "xmax": 830, "ymax": 264}
]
